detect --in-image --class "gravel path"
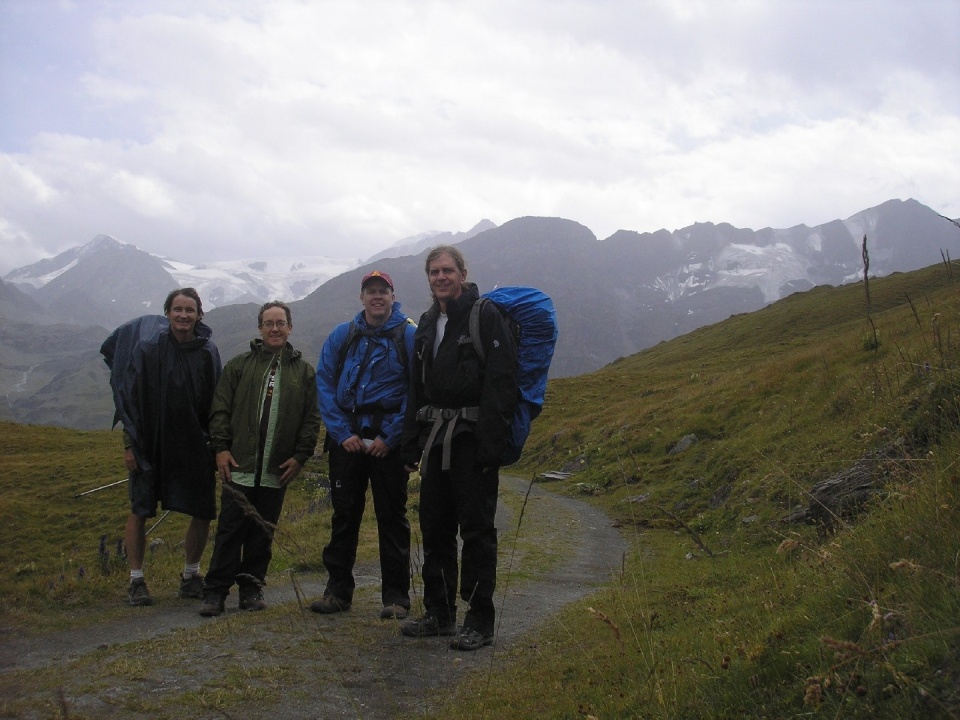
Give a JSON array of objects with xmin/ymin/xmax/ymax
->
[{"xmin": 0, "ymin": 475, "xmax": 626, "ymax": 719}]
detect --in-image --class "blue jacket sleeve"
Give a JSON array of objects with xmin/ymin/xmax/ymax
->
[
  {"xmin": 316, "ymin": 324, "xmax": 354, "ymax": 446},
  {"xmin": 377, "ymin": 321, "xmax": 416, "ymax": 448}
]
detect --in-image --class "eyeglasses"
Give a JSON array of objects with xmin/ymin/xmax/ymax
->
[{"xmin": 261, "ymin": 321, "xmax": 289, "ymax": 329}]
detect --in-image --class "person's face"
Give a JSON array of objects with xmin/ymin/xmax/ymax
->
[
  {"xmin": 427, "ymin": 252, "xmax": 466, "ymax": 306},
  {"xmin": 259, "ymin": 306, "xmax": 291, "ymax": 352},
  {"xmin": 166, "ymin": 294, "xmax": 199, "ymax": 340},
  {"xmin": 361, "ymin": 280, "xmax": 394, "ymax": 327}
]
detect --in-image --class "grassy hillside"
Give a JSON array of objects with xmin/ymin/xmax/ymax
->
[
  {"xmin": 0, "ymin": 424, "xmax": 333, "ymax": 635},
  {"xmin": 2, "ymin": 261, "xmax": 959, "ymax": 718},
  {"xmin": 462, "ymin": 262, "xmax": 960, "ymax": 718}
]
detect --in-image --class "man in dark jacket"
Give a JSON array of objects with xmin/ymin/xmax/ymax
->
[
  {"xmin": 199, "ymin": 301, "xmax": 321, "ymax": 616},
  {"xmin": 310, "ymin": 270, "xmax": 415, "ymax": 620},
  {"xmin": 101, "ymin": 288, "xmax": 222, "ymax": 606},
  {"xmin": 400, "ymin": 246, "xmax": 518, "ymax": 651}
]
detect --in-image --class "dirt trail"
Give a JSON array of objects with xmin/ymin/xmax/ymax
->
[{"xmin": 1, "ymin": 476, "xmax": 626, "ymax": 719}]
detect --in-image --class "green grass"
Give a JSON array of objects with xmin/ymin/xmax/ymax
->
[
  {"xmin": 0, "ymin": 420, "xmax": 575, "ymax": 638},
  {"xmin": 3, "ymin": 261, "xmax": 960, "ymax": 717},
  {"xmin": 0, "ymin": 424, "xmax": 336, "ymax": 634},
  {"xmin": 429, "ymin": 262, "xmax": 960, "ymax": 719}
]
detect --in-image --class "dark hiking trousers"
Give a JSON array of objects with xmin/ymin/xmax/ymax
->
[
  {"xmin": 418, "ymin": 434, "xmax": 499, "ymax": 635},
  {"xmin": 322, "ymin": 443, "xmax": 411, "ymax": 607},
  {"xmin": 204, "ymin": 481, "xmax": 286, "ymax": 597}
]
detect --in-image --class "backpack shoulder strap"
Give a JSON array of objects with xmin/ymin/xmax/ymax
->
[
  {"xmin": 388, "ymin": 321, "xmax": 410, "ymax": 370},
  {"xmin": 335, "ymin": 321, "xmax": 360, "ymax": 382},
  {"xmin": 468, "ymin": 298, "xmax": 490, "ymax": 365}
]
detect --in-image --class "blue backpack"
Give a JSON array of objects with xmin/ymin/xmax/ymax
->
[{"xmin": 468, "ymin": 287, "xmax": 558, "ymax": 466}]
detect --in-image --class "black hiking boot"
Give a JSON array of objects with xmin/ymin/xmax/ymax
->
[
  {"xmin": 127, "ymin": 578, "xmax": 153, "ymax": 607},
  {"xmin": 199, "ymin": 593, "xmax": 225, "ymax": 617},
  {"xmin": 449, "ymin": 626, "xmax": 494, "ymax": 651},
  {"xmin": 400, "ymin": 614, "xmax": 456, "ymax": 637},
  {"xmin": 178, "ymin": 573, "xmax": 204, "ymax": 599},
  {"xmin": 239, "ymin": 587, "xmax": 267, "ymax": 612}
]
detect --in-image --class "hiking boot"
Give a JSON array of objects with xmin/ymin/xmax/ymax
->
[
  {"xmin": 310, "ymin": 595, "xmax": 351, "ymax": 614},
  {"xmin": 400, "ymin": 614, "xmax": 456, "ymax": 637},
  {"xmin": 178, "ymin": 573, "xmax": 204, "ymax": 599},
  {"xmin": 239, "ymin": 587, "xmax": 267, "ymax": 612},
  {"xmin": 449, "ymin": 626, "xmax": 494, "ymax": 651},
  {"xmin": 379, "ymin": 604, "xmax": 409, "ymax": 620},
  {"xmin": 199, "ymin": 593, "xmax": 225, "ymax": 617},
  {"xmin": 127, "ymin": 578, "xmax": 153, "ymax": 607}
]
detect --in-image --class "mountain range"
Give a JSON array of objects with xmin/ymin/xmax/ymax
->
[
  {"xmin": 1, "ymin": 219, "xmax": 499, "ymax": 327},
  {"xmin": 2, "ymin": 235, "xmax": 357, "ymax": 327},
  {"xmin": 2, "ymin": 197, "xmax": 958, "ymax": 430}
]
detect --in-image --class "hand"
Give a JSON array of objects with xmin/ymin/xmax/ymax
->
[
  {"xmin": 341, "ymin": 435, "xmax": 365, "ymax": 453},
  {"xmin": 403, "ymin": 463, "xmax": 419, "ymax": 474},
  {"xmin": 365, "ymin": 437, "xmax": 390, "ymax": 459},
  {"xmin": 278, "ymin": 458, "xmax": 302, "ymax": 486},
  {"xmin": 124, "ymin": 448, "xmax": 139, "ymax": 473},
  {"xmin": 216, "ymin": 450, "xmax": 239, "ymax": 483}
]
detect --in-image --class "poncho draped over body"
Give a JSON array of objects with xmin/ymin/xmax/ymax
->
[{"xmin": 101, "ymin": 316, "xmax": 222, "ymax": 517}]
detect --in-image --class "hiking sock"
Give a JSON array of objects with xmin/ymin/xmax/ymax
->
[
  {"xmin": 130, "ymin": 569, "xmax": 145, "ymax": 581},
  {"xmin": 183, "ymin": 562, "xmax": 200, "ymax": 580}
]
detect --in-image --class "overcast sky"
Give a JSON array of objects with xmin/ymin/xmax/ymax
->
[{"xmin": 1, "ymin": 0, "xmax": 958, "ymax": 275}]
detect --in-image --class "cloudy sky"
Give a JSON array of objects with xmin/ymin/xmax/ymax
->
[{"xmin": 1, "ymin": 0, "xmax": 958, "ymax": 275}]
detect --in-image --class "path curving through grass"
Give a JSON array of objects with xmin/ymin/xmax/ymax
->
[{"xmin": 0, "ymin": 474, "xmax": 626, "ymax": 719}]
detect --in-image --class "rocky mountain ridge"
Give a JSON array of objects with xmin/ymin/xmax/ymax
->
[{"xmin": 2, "ymin": 198, "xmax": 958, "ymax": 430}]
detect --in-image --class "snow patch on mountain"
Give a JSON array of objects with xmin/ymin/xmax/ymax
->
[
  {"xmin": 796, "ymin": 230, "xmax": 823, "ymax": 253},
  {"xmin": 713, "ymin": 243, "xmax": 809, "ymax": 302},
  {"xmin": 3, "ymin": 232, "xmax": 360, "ymax": 308},
  {"xmin": 164, "ymin": 255, "xmax": 358, "ymax": 308},
  {"xmin": 651, "ymin": 242, "xmax": 810, "ymax": 303},
  {"xmin": 15, "ymin": 258, "xmax": 81, "ymax": 289},
  {"xmin": 842, "ymin": 211, "xmax": 880, "ymax": 248},
  {"xmin": 4, "ymin": 234, "xmax": 123, "ymax": 289}
]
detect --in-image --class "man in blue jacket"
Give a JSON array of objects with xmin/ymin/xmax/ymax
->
[{"xmin": 311, "ymin": 270, "xmax": 415, "ymax": 620}]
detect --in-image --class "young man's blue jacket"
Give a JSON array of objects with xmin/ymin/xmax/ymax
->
[{"xmin": 317, "ymin": 301, "xmax": 416, "ymax": 449}]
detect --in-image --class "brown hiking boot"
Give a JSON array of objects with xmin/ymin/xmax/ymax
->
[
  {"xmin": 379, "ymin": 604, "xmax": 409, "ymax": 620},
  {"xmin": 309, "ymin": 595, "xmax": 351, "ymax": 614}
]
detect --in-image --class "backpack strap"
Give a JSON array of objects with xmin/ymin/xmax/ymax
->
[
  {"xmin": 416, "ymin": 405, "xmax": 480, "ymax": 475},
  {"xmin": 389, "ymin": 322, "xmax": 410, "ymax": 370},
  {"xmin": 335, "ymin": 321, "xmax": 360, "ymax": 382},
  {"xmin": 466, "ymin": 298, "xmax": 490, "ymax": 364},
  {"xmin": 466, "ymin": 297, "xmax": 519, "ymax": 366}
]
